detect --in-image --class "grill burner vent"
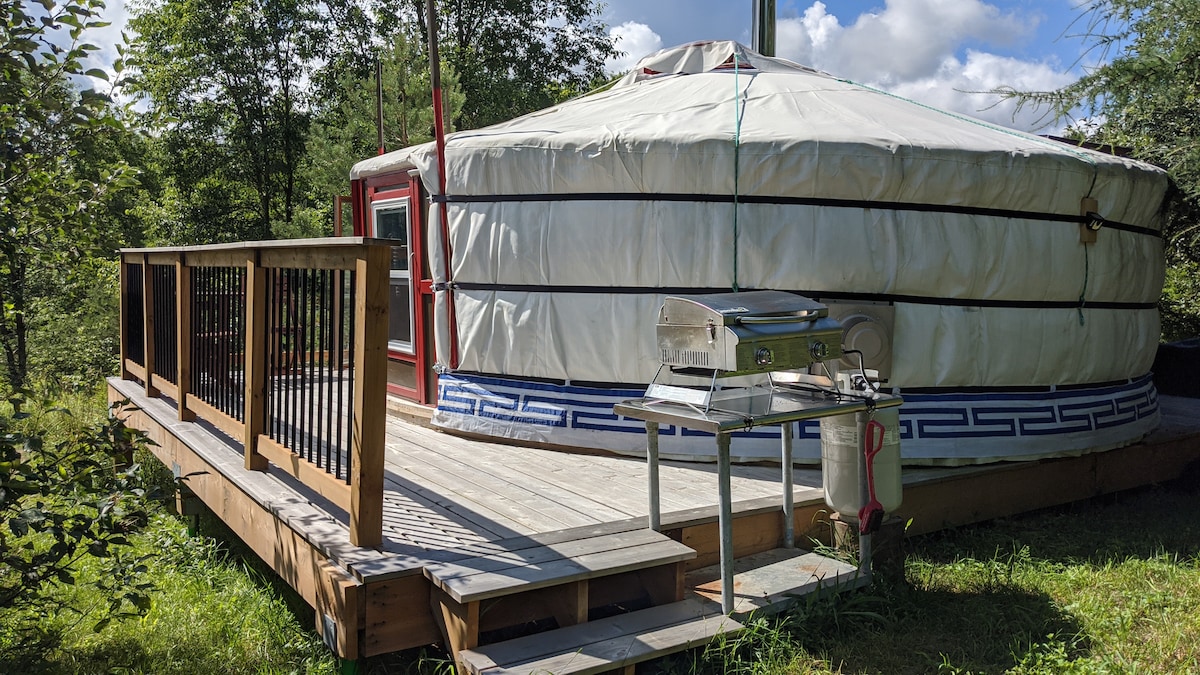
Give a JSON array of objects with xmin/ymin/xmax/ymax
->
[{"xmin": 660, "ymin": 349, "xmax": 712, "ymax": 368}]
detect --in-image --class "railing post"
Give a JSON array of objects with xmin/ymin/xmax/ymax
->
[
  {"xmin": 349, "ymin": 244, "xmax": 389, "ymax": 547},
  {"xmin": 243, "ymin": 256, "xmax": 269, "ymax": 471},
  {"xmin": 142, "ymin": 254, "xmax": 159, "ymax": 398},
  {"xmin": 119, "ymin": 256, "xmax": 132, "ymax": 381},
  {"xmin": 176, "ymin": 254, "xmax": 195, "ymax": 422}
]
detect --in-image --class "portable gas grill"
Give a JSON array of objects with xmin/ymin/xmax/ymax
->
[
  {"xmin": 647, "ymin": 290, "xmax": 845, "ymax": 410},
  {"xmin": 616, "ymin": 289, "xmax": 904, "ymax": 614}
]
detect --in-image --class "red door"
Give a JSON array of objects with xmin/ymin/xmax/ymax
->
[{"xmin": 354, "ymin": 174, "xmax": 436, "ymax": 404}]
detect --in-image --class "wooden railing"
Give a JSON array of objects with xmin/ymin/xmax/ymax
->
[{"xmin": 119, "ymin": 238, "xmax": 391, "ymax": 547}]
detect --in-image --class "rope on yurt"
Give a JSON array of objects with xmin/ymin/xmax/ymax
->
[
  {"xmin": 732, "ymin": 52, "xmax": 744, "ymax": 292},
  {"xmin": 1079, "ymin": 245, "xmax": 1090, "ymax": 325}
]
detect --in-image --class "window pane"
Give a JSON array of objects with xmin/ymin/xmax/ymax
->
[
  {"xmin": 389, "ymin": 279, "xmax": 412, "ymax": 350},
  {"xmin": 375, "ymin": 206, "xmax": 409, "ymax": 271}
]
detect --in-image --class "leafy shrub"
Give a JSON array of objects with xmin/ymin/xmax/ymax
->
[{"xmin": 0, "ymin": 397, "xmax": 156, "ymax": 625}]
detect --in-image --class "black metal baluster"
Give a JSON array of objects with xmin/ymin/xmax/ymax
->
[
  {"xmin": 198, "ymin": 267, "xmax": 207, "ymax": 403},
  {"xmin": 332, "ymin": 270, "xmax": 344, "ymax": 481},
  {"xmin": 289, "ymin": 268, "xmax": 301, "ymax": 454},
  {"xmin": 345, "ymin": 271, "xmax": 356, "ymax": 481},
  {"xmin": 313, "ymin": 270, "xmax": 325, "ymax": 469},
  {"xmin": 320, "ymin": 269, "xmax": 332, "ymax": 475}
]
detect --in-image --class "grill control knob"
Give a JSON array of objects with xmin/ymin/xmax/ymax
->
[
  {"xmin": 809, "ymin": 341, "xmax": 830, "ymax": 360},
  {"xmin": 755, "ymin": 347, "xmax": 774, "ymax": 366}
]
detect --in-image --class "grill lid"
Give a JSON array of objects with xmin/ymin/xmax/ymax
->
[
  {"xmin": 657, "ymin": 290, "xmax": 828, "ymax": 326},
  {"xmin": 656, "ymin": 290, "xmax": 843, "ymax": 376}
]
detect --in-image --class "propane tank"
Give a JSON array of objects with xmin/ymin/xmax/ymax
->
[{"xmin": 820, "ymin": 407, "xmax": 902, "ymax": 518}]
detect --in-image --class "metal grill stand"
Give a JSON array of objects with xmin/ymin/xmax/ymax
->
[{"xmin": 614, "ymin": 387, "xmax": 903, "ymax": 614}]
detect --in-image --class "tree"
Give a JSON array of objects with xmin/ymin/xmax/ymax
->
[
  {"xmin": 321, "ymin": 0, "xmax": 618, "ymax": 130},
  {"xmin": 0, "ymin": 0, "xmax": 138, "ymax": 390},
  {"xmin": 128, "ymin": 0, "xmax": 321, "ymax": 242},
  {"xmin": 409, "ymin": 0, "xmax": 618, "ymax": 129},
  {"xmin": 303, "ymin": 32, "xmax": 465, "ymax": 209}
]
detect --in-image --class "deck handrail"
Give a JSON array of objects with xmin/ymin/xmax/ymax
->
[{"xmin": 119, "ymin": 238, "xmax": 392, "ymax": 547}]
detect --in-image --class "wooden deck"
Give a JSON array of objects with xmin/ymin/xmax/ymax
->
[{"xmin": 108, "ymin": 376, "xmax": 1200, "ymax": 667}]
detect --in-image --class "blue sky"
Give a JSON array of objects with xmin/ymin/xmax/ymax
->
[{"xmin": 598, "ymin": 0, "xmax": 1098, "ymax": 131}]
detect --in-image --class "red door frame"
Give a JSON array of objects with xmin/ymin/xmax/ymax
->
[{"xmin": 353, "ymin": 173, "xmax": 435, "ymax": 404}]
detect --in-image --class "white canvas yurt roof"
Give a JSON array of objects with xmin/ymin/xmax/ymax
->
[{"xmin": 353, "ymin": 41, "xmax": 1169, "ymax": 464}]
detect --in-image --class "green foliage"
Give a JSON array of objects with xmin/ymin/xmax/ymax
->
[
  {"xmin": 1161, "ymin": 255, "xmax": 1200, "ymax": 341},
  {"xmin": 128, "ymin": 0, "xmax": 322, "ymax": 242},
  {"xmin": 0, "ymin": 0, "xmax": 139, "ymax": 390},
  {"xmin": 27, "ymin": 258, "xmax": 121, "ymax": 391},
  {"xmin": 304, "ymin": 32, "xmax": 465, "ymax": 213},
  {"xmin": 424, "ymin": 0, "xmax": 618, "ymax": 129},
  {"xmin": 318, "ymin": 0, "xmax": 617, "ymax": 130},
  {"xmin": 0, "ymin": 396, "xmax": 156, "ymax": 627}
]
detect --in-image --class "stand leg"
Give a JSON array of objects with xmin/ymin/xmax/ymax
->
[
  {"xmin": 781, "ymin": 423, "xmax": 794, "ymax": 549},
  {"xmin": 717, "ymin": 432, "xmax": 734, "ymax": 613},
  {"xmin": 646, "ymin": 421, "xmax": 660, "ymax": 531}
]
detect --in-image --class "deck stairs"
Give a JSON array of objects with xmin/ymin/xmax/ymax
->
[{"xmin": 426, "ymin": 522, "xmax": 863, "ymax": 675}]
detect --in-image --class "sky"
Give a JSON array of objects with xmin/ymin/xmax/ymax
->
[
  {"xmin": 598, "ymin": 0, "xmax": 1097, "ymax": 132},
  {"xmin": 88, "ymin": 0, "xmax": 1097, "ymax": 133}
]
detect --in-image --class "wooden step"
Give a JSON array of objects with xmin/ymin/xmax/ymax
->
[
  {"xmin": 459, "ymin": 596, "xmax": 741, "ymax": 675},
  {"xmin": 686, "ymin": 547, "xmax": 867, "ymax": 617},
  {"xmin": 424, "ymin": 528, "xmax": 695, "ymax": 604}
]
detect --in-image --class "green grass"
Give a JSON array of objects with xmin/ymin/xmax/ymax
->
[
  {"xmin": 3, "ymin": 387, "xmax": 1198, "ymax": 673},
  {"xmin": 0, "ymin": 509, "xmax": 340, "ymax": 675}
]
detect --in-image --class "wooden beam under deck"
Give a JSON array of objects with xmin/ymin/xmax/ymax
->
[{"xmin": 108, "ymin": 376, "xmax": 1200, "ymax": 661}]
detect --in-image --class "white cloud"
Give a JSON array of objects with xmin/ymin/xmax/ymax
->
[
  {"xmin": 888, "ymin": 51, "xmax": 1074, "ymax": 131},
  {"xmin": 770, "ymin": 0, "xmax": 1071, "ymax": 131},
  {"xmin": 605, "ymin": 21, "xmax": 663, "ymax": 75}
]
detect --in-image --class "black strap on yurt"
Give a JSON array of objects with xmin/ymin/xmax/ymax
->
[
  {"xmin": 429, "ymin": 193, "xmax": 1160, "ymax": 238},
  {"xmin": 448, "ymin": 282, "xmax": 1157, "ymax": 311}
]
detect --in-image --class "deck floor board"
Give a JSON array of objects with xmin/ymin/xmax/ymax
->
[{"xmin": 385, "ymin": 430, "xmax": 630, "ymax": 524}]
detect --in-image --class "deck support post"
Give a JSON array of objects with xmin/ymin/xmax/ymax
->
[
  {"xmin": 546, "ymin": 580, "xmax": 589, "ymax": 628},
  {"xmin": 243, "ymin": 257, "xmax": 268, "ymax": 471},
  {"xmin": 141, "ymin": 253, "xmax": 159, "ymax": 398},
  {"xmin": 430, "ymin": 590, "xmax": 479, "ymax": 675},
  {"xmin": 176, "ymin": 254, "xmax": 195, "ymax": 422},
  {"xmin": 349, "ymin": 245, "xmax": 388, "ymax": 548}
]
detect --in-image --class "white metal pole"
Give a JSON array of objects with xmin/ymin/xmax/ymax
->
[
  {"xmin": 781, "ymin": 422, "xmax": 794, "ymax": 548},
  {"xmin": 646, "ymin": 421, "xmax": 661, "ymax": 531},
  {"xmin": 717, "ymin": 432, "xmax": 735, "ymax": 613}
]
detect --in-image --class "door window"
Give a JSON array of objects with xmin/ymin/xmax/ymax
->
[{"xmin": 372, "ymin": 200, "xmax": 414, "ymax": 354}]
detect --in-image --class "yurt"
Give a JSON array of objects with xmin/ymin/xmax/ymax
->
[{"xmin": 349, "ymin": 41, "xmax": 1168, "ymax": 465}]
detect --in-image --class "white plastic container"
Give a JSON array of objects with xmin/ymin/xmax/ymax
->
[{"xmin": 820, "ymin": 408, "xmax": 903, "ymax": 519}]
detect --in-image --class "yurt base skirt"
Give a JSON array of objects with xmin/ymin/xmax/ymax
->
[{"xmin": 431, "ymin": 372, "xmax": 1161, "ymax": 466}]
